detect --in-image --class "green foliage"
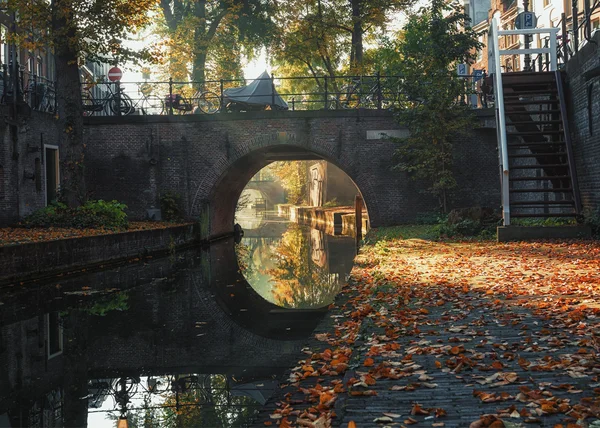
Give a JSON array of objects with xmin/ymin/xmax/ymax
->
[
  {"xmin": 23, "ymin": 200, "xmax": 128, "ymax": 229},
  {"xmin": 435, "ymin": 218, "xmax": 484, "ymax": 238},
  {"xmin": 86, "ymin": 293, "xmax": 129, "ymax": 316},
  {"xmin": 389, "ymin": 0, "xmax": 483, "ymax": 213},
  {"xmin": 584, "ymin": 209, "xmax": 600, "ymax": 238},
  {"xmin": 511, "ymin": 217, "xmax": 577, "ymax": 227},
  {"xmin": 269, "ymin": 161, "xmax": 308, "ymax": 205},
  {"xmin": 323, "ymin": 198, "xmax": 340, "ymax": 208},
  {"xmin": 160, "ymin": 192, "xmax": 184, "ymax": 221}
]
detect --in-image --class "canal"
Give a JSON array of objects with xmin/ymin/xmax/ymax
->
[{"xmin": 0, "ymin": 212, "xmax": 356, "ymax": 427}]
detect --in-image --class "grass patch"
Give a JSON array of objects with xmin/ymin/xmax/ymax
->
[{"xmin": 364, "ymin": 225, "xmax": 439, "ymax": 244}]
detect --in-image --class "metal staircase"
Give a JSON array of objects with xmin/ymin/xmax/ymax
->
[{"xmin": 488, "ymin": 20, "xmax": 582, "ymax": 225}]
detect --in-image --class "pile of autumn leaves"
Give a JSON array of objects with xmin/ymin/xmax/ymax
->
[{"xmin": 262, "ymin": 237, "xmax": 600, "ymax": 428}]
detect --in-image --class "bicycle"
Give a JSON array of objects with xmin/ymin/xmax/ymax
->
[
  {"xmin": 26, "ymin": 79, "xmax": 56, "ymax": 114},
  {"xmin": 334, "ymin": 76, "xmax": 399, "ymax": 109},
  {"xmin": 81, "ymin": 80, "xmax": 133, "ymax": 116},
  {"xmin": 163, "ymin": 88, "xmax": 221, "ymax": 114},
  {"xmin": 130, "ymin": 82, "xmax": 163, "ymax": 115}
]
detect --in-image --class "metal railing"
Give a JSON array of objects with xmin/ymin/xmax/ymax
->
[
  {"xmin": 488, "ymin": 17, "xmax": 560, "ymax": 226},
  {"xmin": 79, "ymin": 74, "xmax": 487, "ymax": 117},
  {"xmin": 1, "ymin": 63, "xmax": 57, "ymax": 114}
]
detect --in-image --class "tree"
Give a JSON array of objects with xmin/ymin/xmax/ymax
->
[
  {"xmin": 158, "ymin": 0, "xmax": 274, "ymax": 85},
  {"xmin": 269, "ymin": 161, "xmax": 308, "ymax": 205},
  {"xmin": 7, "ymin": 0, "xmax": 156, "ymax": 207},
  {"xmin": 391, "ymin": 0, "xmax": 482, "ymax": 213},
  {"xmin": 271, "ymin": 0, "xmax": 414, "ymax": 79}
]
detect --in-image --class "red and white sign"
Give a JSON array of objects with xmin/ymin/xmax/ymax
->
[{"xmin": 107, "ymin": 67, "xmax": 123, "ymax": 82}]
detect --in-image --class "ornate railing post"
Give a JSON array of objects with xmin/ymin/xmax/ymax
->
[{"xmin": 168, "ymin": 77, "xmax": 173, "ymax": 115}]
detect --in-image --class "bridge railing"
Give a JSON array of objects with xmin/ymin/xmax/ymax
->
[{"xmin": 79, "ymin": 74, "xmax": 487, "ymax": 117}]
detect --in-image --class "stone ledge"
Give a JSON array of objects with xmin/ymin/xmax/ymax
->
[
  {"xmin": 497, "ymin": 225, "xmax": 592, "ymax": 242},
  {"xmin": 0, "ymin": 224, "xmax": 199, "ymax": 286}
]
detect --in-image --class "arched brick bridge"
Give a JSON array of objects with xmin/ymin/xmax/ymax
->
[{"xmin": 84, "ymin": 110, "xmax": 499, "ymax": 238}]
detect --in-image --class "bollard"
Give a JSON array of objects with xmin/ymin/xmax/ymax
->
[{"xmin": 355, "ymin": 194, "xmax": 363, "ymax": 250}]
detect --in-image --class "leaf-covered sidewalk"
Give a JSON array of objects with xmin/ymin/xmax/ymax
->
[
  {"xmin": 0, "ymin": 222, "xmax": 193, "ymax": 247},
  {"xmin": 254, "ymin": 230, "xmax": 600, "ymax": 428}
]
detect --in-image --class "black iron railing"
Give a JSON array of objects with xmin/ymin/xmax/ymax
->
[
  {"xmin": 79, "ymin": 74, "xmax": 487, "ymax": 116},
  {"xmin": 1, "ymin": 63, "xmax": 57, "ymax": 114}
]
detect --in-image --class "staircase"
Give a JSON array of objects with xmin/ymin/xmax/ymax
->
[{"xmin": 499, "ymin": 70, "xmax": 581, "ymax": 220}]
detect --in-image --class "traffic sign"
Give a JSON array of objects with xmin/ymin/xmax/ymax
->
[
  {"xmin": 457, "ymin": 63, "xmax": 468, "ymax": 76},
  {"xmin": 107, "ymin": 67, "xmax": 123, "ymax": 82},
  {"xmin": 473, "ymin": 69, "xmax": 484, "ymax": 82},
  {"xmin": 515, "ymin": 11, "xmax": 537, "ymax": 29}
]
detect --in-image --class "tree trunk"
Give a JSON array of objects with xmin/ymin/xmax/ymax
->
[
  {"xmin": 350, "ymin": 0, "xmax": 363, "ymax": 70},
  {"xmin": 52, "ymin": 0, "xmax": 86, "ymax": 207}
]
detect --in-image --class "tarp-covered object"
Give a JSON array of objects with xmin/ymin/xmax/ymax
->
[{"xmin": 223, "ymin": 71, "xmax": 288, "ymax": 110}]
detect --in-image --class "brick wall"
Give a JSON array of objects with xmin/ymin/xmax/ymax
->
[
  {"xmin": 0, "ymin": 109, "xmax": 60, "ymax": 225},
  {"xmin": 565, "ymin": 32, "xmax": 600, "ymax": 216},
  {"xmin": 0, "ymin": 224, "xmax": 198, "ymax": 284},
  {"xmin": 83, "ymin": 111, "xmax": 501, "ymax": 236}
]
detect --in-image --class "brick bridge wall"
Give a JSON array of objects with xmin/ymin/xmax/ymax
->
[
  {"xmin": 565, "ymin": 31, "xmax": 600, "ymax": 217},
  {"xmin": 84, "ymin": 110, "xmax": 500, "ymax": 237}
]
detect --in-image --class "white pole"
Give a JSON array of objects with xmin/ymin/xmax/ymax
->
[{"xmin": 491, "ymin": 17, "xmax": 511, "ymax": 226}]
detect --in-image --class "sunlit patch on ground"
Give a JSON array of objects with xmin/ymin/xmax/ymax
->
[{"xmin": 254, "ymin": 228, "xmax": 600, "ymax": 427}]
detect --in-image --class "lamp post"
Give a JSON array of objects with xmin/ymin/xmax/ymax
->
[
  {"xmin": 115, "ymin": 378, "xmax": 130, "ymax": 428},
  {"xmin": 523, "ymin": 0, "xmax": 531, "ymax": 70}
]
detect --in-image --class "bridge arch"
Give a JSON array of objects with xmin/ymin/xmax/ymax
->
[{"xmin": 202, "ymin": 139, "xmax": 373, "ymax": 237}]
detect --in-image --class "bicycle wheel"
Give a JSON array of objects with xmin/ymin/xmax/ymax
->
[
  {"xmin": 109, "ymin": 93, "xmax": 134, "ymax": 116},
  {"xmin": 141, "ymin": 95, "xmax": 164, "ymax": 115},
  {"xmin": 82, "ymin": 93, "xmax": 97, "ymax": 116},
  {"xmin": 196, "ymin": 90, "xmax": 221, "ymax": 114},
  {"xmin": 338, "ymin": 84, "xmax": 360, "ymax": 109}
]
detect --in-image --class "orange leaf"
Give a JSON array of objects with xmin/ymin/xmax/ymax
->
[
  {"xmin": 364, "ymin": 358, "xmax": 375, "ymax": 367},
  {"xmin": 348, "ymin": 422, "xmax": 357, "ymax": 428}
]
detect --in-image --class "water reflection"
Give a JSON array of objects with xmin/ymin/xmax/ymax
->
[
  {"xmin": 0, "ymin": 241, "xmax": 325, "ymax": 427},
  {"xmin": 236, "ymin": 214, "xmax": 356, "ymax": 309}
]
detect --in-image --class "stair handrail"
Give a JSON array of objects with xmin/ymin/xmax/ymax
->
[
  {"xmin": 488, "ymin": 17, "xmax": 511, "ymax": 225},
  {"xmin": 488, "ymin": 19, "xmax": 561, "ymax": 226}
]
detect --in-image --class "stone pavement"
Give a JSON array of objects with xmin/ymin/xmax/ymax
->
[{"xmin": 252, "ymin": 238, "xmax": 600, "ymax": 428}]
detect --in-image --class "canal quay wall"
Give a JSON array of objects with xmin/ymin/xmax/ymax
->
[
  {"xmin": 0, "ymin": 223, "xmax": 198, "ymax": 285},
  {"xmin": 278, "ymin": 204, "xmax": 369, "ymax": 236},
  {"xmin": 565, "ymin": 31, "xmax": 600, "ymax": 215}
]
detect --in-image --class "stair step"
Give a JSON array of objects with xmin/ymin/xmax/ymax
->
[
  {"xmin": 510, "ymin": 164, "xmax": 569, "ymax": 169},
  {"xmin": 503, "ymin": 90, "xmax": 558, "ymax": 97},
  {"xmin": 507, "ymin": 131, "xmax": 563, "ymax": 136},
  {"xmin": 506, "ymin": 109, "xmax": 562, "ymax": 114},
  {"xmin": 508, "ymin": 120, "xmax": 563, "ymax": 125},
  {"xmin": 509, "ymin": 176, "xmax": 571, "ymax": 181},
  {"xmin": 511, "ymin": 200, "xmax": 575, "ymax": 206},
  {"xmin": 508, "ymin": 153, "xmax": 566, "ymax": 158},
  {"xmin": 508, "ymin": 143, "xmax": 565, "ymax": 148},
  {"xmin": 510, "ymin": 188, "xmax": 573, "ymax": 193},
  {"xmin": 504, "ymin": 100, "xmax": 559, "ymax": 105}
]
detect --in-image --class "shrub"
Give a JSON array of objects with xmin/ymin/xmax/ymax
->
[
  {"xmin": 160, "ymin": 192, "xmax": 184, "ymax": 221},
  {"xmin": 583, "ymin": 208, "xmax": 600, "ymax": 238},
  {"xmin": 23, "ymin": 200, "xmax": 128, "ymax": 229},
  {"xmin": 323, "ymin": 198, "xmax": 340, "ymax": 208}
]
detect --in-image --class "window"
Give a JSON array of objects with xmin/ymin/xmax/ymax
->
[
  {"xmin": 543, "ymin": 0, "xmax": 551, "ymax": 7},
  {"xmin": 28, "ymin": 54, "xmax": 34, "ymax": 74},
  {"xmin": 46, "ymin": 312, "xmax": 63, "ymax": 359},
  {"xmin": 0, "ymin": 25, "xmax": 6, "ymax": 66},
  {"xmin": 36, "ymin": 56, "xmax": 43, "ymax": 77}
]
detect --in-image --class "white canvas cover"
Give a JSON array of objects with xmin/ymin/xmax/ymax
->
[{"xmin": 223, "ymin": 71, "xmax": 288, "ymax": 109}]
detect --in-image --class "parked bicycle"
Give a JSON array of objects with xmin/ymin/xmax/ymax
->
[
  {"xmin": 26, "ymin": 79, "xmax": 55, "ymax": 114},
  {"xmin": 334, "ymin": 76, "xmax": 399, "ymax": 109},
  {"xmin": 130, "ymin": 82, "xmax": 163, "ymax": 115},
  {"xmin": 82, "ymin": 80, "xmax": 133, "ymax": 116},
  {"xmin": 163, "ymin": 87, "xmax": 221, "ymax": 114}
]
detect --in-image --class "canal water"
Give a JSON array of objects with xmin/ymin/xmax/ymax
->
[{"xmin": 0, "ymin": 213, "xmax": 356, "ymax": 427}]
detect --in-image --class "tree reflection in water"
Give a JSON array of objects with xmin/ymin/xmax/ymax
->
[{"xmin": 238, "ymin": 223, "xmax": 347, "ymax": 309}]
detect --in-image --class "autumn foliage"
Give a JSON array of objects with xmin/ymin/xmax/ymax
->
[{"xmin": 258, "ymin": 231, "xmax": 600, "ymax": 427}]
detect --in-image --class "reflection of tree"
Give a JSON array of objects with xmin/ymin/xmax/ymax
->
[
  {"xmin": 235, "ymin": 242, "xmax": 260, "ymax": 285},
  {"xmin": 160, "ymin": 375, "xmax": 255, "ymax": 427},
  {"xmin": 104, "ymin": 375, "xmax": 257, "ymax": 427},
  {"xmin": 268, "ymin": 224, "xmax": 341, "ymax": 309}
]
